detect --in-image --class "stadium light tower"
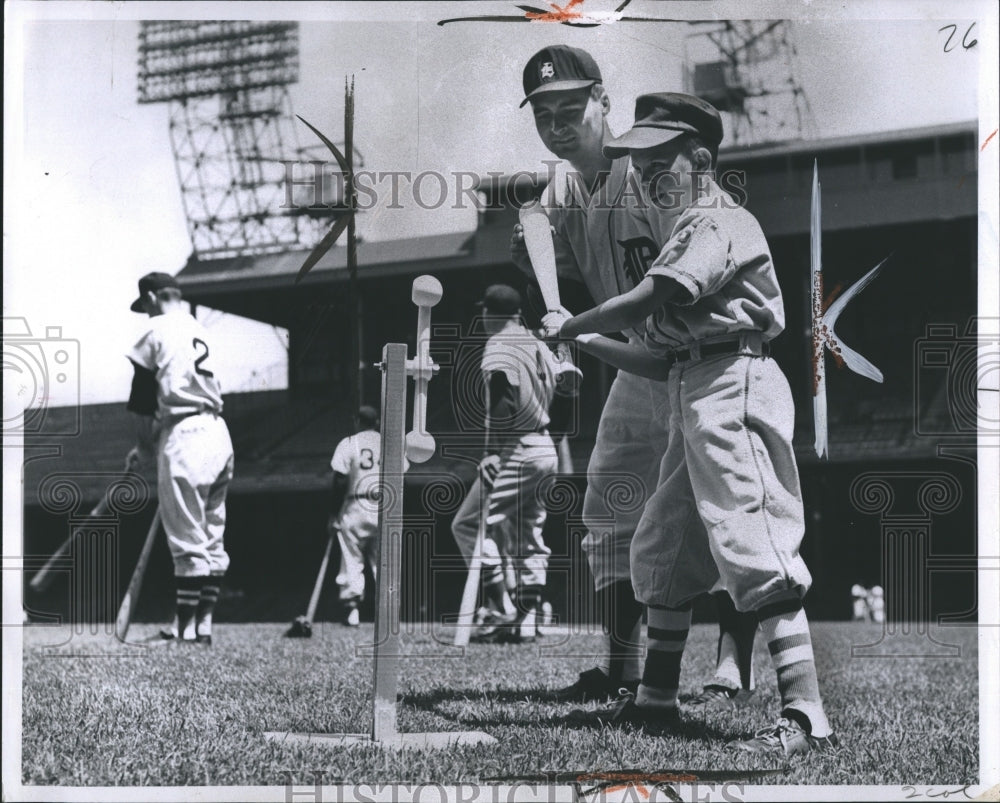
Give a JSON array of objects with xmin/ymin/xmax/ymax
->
[
  {"xmin": 137, "ymin": 21, "xmax": 351, "ymax": 260},
  {"xmin": 683, "ymin": 21, "xmax": 817, "ymax": 146}
]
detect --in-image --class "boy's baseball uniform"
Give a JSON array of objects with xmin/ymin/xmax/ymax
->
[
  {"xmin": 128, "ymin": 308, "xmax": 234, "ymax": 579},
  {"xmin": 631, "ymin": 179, "xmax": 812, "ymax": 611},
  {"xmin": 126, "ymin": 272, "xmax": 233, "ymax": 645},
  {"xmin": 330, "ymin": 427, "xmax": 386, "ymax": 604},
  {"xmin": 452, "ymin": 285, "xmax": 573, "ymax": 642},
  {"xmin": 585, "ymin": 93, "xmax": 834, "ymax": 752}
]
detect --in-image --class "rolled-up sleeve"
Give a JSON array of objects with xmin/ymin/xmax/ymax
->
[{"xmin": 646, "ymin": 214, "xmax": 736, "ymax": 305}]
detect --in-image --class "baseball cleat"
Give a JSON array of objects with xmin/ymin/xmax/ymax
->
[
  {"xmin": 549, "ymin": 667, "xmax": 638, "ymax": 703},
  {"xmin": 469, "ymin": 610, "xmax": 518, "ymax": 643},
  {"xmin": 284, "ymin": 616, "xmax": 313, "ymax": 638},
  {"xmin": 684, "ymin": 684, "xmax": 756, "ymax": 711},
  {"xmin": 569, "ymin": 691, "xmax": 681, "ymax": 734},
  {"xmin": 194, "ymin": 634, "xmax": 213, "ymax": 647},
  {"xmin": 139, "ymin": 629, "xmax": 179, "ymax": 647},
  {"xmin": 730, "ymin": 716, "xmax": 839, "ymax": 756}
]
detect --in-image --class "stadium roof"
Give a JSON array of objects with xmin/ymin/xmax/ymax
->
[
  {"xmin": 177, "ymin": 229, "xmax": 478, "ymax": 296},
  {"xmin": 720, "ymin": 120, "xmax": 978, "ymax": 161}
]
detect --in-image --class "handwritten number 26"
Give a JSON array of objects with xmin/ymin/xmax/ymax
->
[{"xmin": 940, "ymin": 23, "xmax": 977, "ymax": 52}]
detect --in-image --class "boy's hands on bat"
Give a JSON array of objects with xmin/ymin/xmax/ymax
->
[{"xmin": 541, "ymin": 306, "xmax": 573, "ymax": 339}]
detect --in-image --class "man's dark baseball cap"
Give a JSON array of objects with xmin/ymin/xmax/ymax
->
[
  {"xmin": 603, "ymin": 93, "xmax": 724, "ymax": 157},
  {"xmin": 477, "ymin": 284, "xmax": 522, "ymax": 316},
  {"xmin": 358, "ymin": 405, "xmax": 379, "ymax": 429},
  {"xmin": 521, "ymin": 45, "xmax": 602, "ymax": 108},
  {"xmin": 130, "ymin": 272, "xmax": 181, "ymax": 312}
]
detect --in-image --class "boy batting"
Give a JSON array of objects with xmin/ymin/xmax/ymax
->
[
  {"xmin": 552, "ymin": 93, "xmax": 837, "ymax": 754},
  {"xmin": 515, "ymin": 46, "xmax": 758, "ymax": 706}
]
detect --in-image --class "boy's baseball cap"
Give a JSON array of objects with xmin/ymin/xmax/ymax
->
[
  {"xmin": 130, "ymin": 272, "xmax": 181, "ymax": 312},
  {"xmin": 520, "ymin": 45, "xmax": 602, "ymax": 108},
  {"xmin": 477, "ymin": 284, "xmax": 522, "ymax": 315},
  {"xmin": 603, "ymin": 92, "xmax": 724, "ymax": 157}
]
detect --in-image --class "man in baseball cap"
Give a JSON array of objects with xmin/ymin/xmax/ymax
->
[
  {"xmin": 130, "ymin": 271, "xmax": 182, "ymax": 313},
  {"xmin": 520, "ymin": 45, "xmax": 603, "ymax": 107}
]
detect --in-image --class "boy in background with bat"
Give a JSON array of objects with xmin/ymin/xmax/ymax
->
[
  {"xmin": 552, "ymin": 93, "xmax": 837, "ymax": 755},
  {"xmin": 126, "ymin": 272, "xmax": 234, "ymax": 646},
  {"xmin": 451, "ymin": 285, "xmax": 578, "ymax": 643},
  {"xmin": 514, "ymin": 45, "xmax": 758, "ymax": 706},
  {"xmin": 329, "ymin": 405, "xmax": 408, "ymax": 627}
]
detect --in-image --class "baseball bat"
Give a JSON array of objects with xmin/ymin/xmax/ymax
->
[
  {"xmin": 114, "ymin": 507, "xmax": 161, "ymax": 642},
  {"xmin": 453, "ymin": 496, "xmax": 488, "ymax": 647},
  {"xmin": 454, "ymin": 381, "xmax": 492, "ymax": 647},
  {"xmin": 30, "ymin": 470, "xmax": 126, "ymax": 593},
  {"xmin": 304, "ymin": 528, "xmax": 336, "ymax": 623},
  {"xmin": 519, "ymin": 200, "xmax": 561, "ymax": 312}
]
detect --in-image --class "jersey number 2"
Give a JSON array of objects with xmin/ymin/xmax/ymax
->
[{"xmin": 192, "ymin": 338, "xmax": 214, "ymax": 378}]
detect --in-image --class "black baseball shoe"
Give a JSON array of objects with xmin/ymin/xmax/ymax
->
[
  {"xmin": 569, "ymin": 691, "xmax": 682, "ymax": 735},
  {"xmin": 194, "ymin": 634, "xmax": 213, "ymax": 647},
  {"xmin": 549, "ymin": 667, "xmax": 639, "ymax": 703}
]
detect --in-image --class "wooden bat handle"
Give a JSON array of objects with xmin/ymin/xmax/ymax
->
[{"xmin": 519, "ymin": 200, "xmax": 561, "ymax": 312}]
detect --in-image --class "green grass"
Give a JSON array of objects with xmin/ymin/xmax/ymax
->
[{"xmin": 20, "ymin": 621, "xmax": 978, "ymax": 787}]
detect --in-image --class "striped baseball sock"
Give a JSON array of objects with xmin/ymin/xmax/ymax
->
[
  {"xmin": 482, "ymin": 565, "xmax": 515, "ymax": 616},
  {"xmin": 516, "ymin": 584, "xmax": 542, "ymax": 638},
  {"xmin": 175, "ymin": 576, "xmax": 204, "ymax": 641},
  {"xmin": 196, "ymin": 573, "xmax": 224, "ymax": 638},
  {"xmin": 757, "ymin": 597, "xmax": 832, "ymax": 737},
  {"xmin": 598, "ymin": 580, "xmax": 644, "ymax": 685},
  {"xmin": 711, "ymin": 591, "xmax": 757, "ymax": 691},
  {"xmin": 635, "ymin": 604, "xmax": 692, "ymax": 711}
]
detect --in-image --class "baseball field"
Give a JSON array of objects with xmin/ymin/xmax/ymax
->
[{"xmin": 20, "ymin": 620, "xmax": 978, "ymax": 788}]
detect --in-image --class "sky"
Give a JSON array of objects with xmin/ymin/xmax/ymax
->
[{"xmin": 3, "ymin": 0, "xmax": 992, "ymax": 409}]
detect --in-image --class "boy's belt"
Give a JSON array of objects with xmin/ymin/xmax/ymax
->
[{"xmin": 665, "ymin": 336, "xmax": 769, "ymax": 368}]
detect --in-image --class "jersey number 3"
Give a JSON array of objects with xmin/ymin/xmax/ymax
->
[
  {"xmin": 192, "ymin": 338, "xmax": 214, "ymax": 378},
  {"xmin": 359, "ymin": 448, "xmax": 375, "ymax": 470}
]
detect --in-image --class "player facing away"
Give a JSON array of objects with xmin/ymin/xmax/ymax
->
[
  {"xmin": 125, "ymin": 272, "xmax": 234, "ymax": 646},
  {"xmin": 451, "ymin": 285, "xmax": 575, "ymax": 643},
  {"xmin": 329, "ymin": 405, "xmax": 408, "ymax": 626},
  {"xmin": 515, "ymin": 45, "xmax": 758, "ymax": 705},
  {"xmin": 553, "ymin": 93, "xmax": 838, "ymax": 755}
]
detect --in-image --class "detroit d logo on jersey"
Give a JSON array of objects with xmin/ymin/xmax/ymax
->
[
  {"xmin": 539, "ymin": 62, "xmax": 555, "ymax": 81},
  {"xmin": 618, "ymin": 236, "xmax": 658, "ymax": 287}
]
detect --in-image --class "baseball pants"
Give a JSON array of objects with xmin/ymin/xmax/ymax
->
[
  {"xmin": 334, "ymin": 498, "xmax": 379, "ymax": 601},
  {"xmin": 581, "ymin": 370, "xmax": 672, "ymax": 591},
  {"xmin": 452, "ymin": 433, "xmax": 558, "ymax": 588},
  {"xmin": 157, "ymin": 412, "xmax": 234, "ymax": 578},
  {"xmin": 451, "ymin": 476, "xmax": 503, "ymax": 571},
  {"xmin": 630, "ymin": 353, "xmax": 813, "ymax": 612}
]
